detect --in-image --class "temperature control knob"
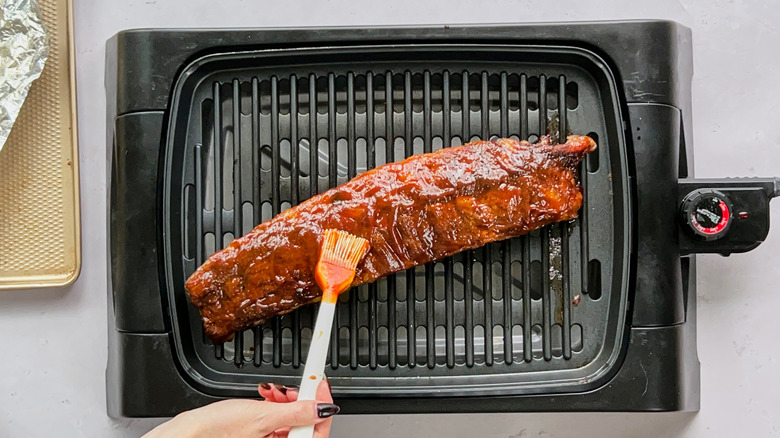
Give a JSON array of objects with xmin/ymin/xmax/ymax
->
[{"xmin": 681, "ymin": 189, "xmax": 733, "ymax": 241}]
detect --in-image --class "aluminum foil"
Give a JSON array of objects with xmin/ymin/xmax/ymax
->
[{"xmin": 0, "ymin": 0, "xmax": 49, "ymax": 152}]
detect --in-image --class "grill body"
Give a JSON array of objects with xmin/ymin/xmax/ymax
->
[{"xmin": 107, "ymin": 21, "xmax": 699, "ymax": 417}]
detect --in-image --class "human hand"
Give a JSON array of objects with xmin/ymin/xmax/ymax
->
[
  {"xmin": 257, "ymin": 380, "xmax": 335, "ymax": 438},
  {"xmin": 143, "ymin": 380, "xmax": 336, "ymax": 438}
]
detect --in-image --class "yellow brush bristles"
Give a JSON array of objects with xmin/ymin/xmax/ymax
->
[{"xmin": 319, "ymin": 230, "xmax": 370, "ymax": 269}]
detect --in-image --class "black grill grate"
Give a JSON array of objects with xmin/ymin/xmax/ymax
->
[{"xmin": 166, "ymin": 45, "xmax": 628, "ymax": 396}]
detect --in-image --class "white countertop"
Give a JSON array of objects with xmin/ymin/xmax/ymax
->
[{"xmin": 2, "ymin": 1, "xmax": 780, "ymax": 436}]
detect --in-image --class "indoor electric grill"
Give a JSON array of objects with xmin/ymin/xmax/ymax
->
[{"xmin": 106, "ymin": 21, "xmax": 780, "ymax": 417}]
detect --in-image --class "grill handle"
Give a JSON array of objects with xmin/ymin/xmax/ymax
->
[{"xmin": 679, "ymin": 178, "xmax": 779, "ymax": 255}]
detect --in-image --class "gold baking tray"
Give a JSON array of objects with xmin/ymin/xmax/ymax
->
[{"xmin": 0, "ymin": 0, "xmax": 80, "ymax": 289}]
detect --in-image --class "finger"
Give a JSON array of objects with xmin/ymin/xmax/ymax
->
[
  {"xmin": 314, "ymin": 418, "xmax": 333, "ymax": 438},
  {"xmin": 315, "ymin": 380, "xmax": 333, "ymax": 404},
  {"xmin": 314, "ymin": 380, "xmax": 334, "ymax": 438},
  {"xmin": 259, "ymin": 383, "xmax": 299, "ymax": 403},
  {"xmin": 257, "ymin": 400, "xmax": 339, "ymax": 433},
  {"xmin": 269, "ymin": 427, "xmax": 290, "ymax": 438},
  {"xmin": 271, "ymin": 384, "xmax": 299, "ymax": 403},
  {"xmin": 270, "ymin": 384, "xmax": 287, "ymax": 402},
  {"xmin": 259, "ymin": 383, "xmax": 279, "ymax": 402}
]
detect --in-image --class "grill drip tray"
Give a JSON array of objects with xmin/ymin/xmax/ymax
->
[{"xmin": 163, "ymin": 45, "xmax": 630, "ymax": 397}]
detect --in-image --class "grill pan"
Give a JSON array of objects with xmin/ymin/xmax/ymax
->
[
  {"xmin": 107, "ymin": 21, "xmax": 724, "ymax": 417},
  {"xmin": 162, "ymin": 44, "xmax": 631, "ymax": 397}
]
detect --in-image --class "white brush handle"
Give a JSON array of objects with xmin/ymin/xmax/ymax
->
[{"xmin": 288, "ymin": 299, "xmax": 337, "ymax": 438}]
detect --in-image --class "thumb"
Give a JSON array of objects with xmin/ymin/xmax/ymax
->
[{"xmin": 258, "ymin": 400, "xmax": 340, "ymax": 432}]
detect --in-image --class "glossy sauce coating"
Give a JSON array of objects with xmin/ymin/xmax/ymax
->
[{"xmin": 186, "ymin": 135, "xmax": 597, "ymax": 343}]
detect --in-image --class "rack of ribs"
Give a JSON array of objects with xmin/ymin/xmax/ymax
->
[{"xmin": 185, "ymin": 135, "xmax": 597, "ymax": 343}]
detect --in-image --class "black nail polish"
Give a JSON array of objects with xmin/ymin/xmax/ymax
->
[
  {"xmin": 259, "ymin": 382, "xmax": 272, "ymax": 390},
  {"xmin": 283, "ymin": 384, "xmax": 299, "ymax": 391},
  {"xmin": 316, "ymin": 403, "xmax": 340, "ymax": 418}
]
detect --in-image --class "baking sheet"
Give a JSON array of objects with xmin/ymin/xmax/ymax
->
[{"xmin": 0, "ymin": 0, "xmax": 80, "ymax": 289}]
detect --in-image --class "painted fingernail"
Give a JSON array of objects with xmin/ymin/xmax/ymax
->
[
  {"xmin": 259, "ymin": 382, "xmax": 272, "ymax": 390},
  {"xmin": 273, "ymin": 383, "xmax": 288, "ymax": 394},
  {"xmin": 283, "ymin": 384, "xmax": 299, "ymax": 391},
  {"xmin": 316, "ymin": 403, "xmax": 340, "ymax": 418}
]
